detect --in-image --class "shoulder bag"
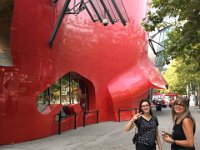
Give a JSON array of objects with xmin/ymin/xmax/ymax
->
[{"xmin": 132, "ymin": 127, "xmax": 138, "ymax": 144}]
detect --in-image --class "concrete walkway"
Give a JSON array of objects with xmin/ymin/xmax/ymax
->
[{"xmin": 1, "ymin": 106, "xmax": 199, "ymax": 150}]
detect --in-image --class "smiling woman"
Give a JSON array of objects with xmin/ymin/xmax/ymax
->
[
  {"xmin": 163, "ymin": 97, "xmax": 196, "ymax": 150},
  {"xmin": 0, "ymin": 0, "xmax": 14, "ymax": 66},
  {"xmin": 124, "ymin": 99, "xmax": 162, "ymax": 150}
]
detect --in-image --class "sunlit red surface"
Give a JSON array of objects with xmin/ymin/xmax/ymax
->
[{"xmin": 0, "ymin": 0, "xmax": 167, "ymax": 144}]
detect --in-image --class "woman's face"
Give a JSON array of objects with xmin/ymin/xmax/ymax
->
[
  {"xmin": 141, "ymin": 102, "xmax": 151, "ymax": 114},
  {"xmin": 173, "ymin": 101, "xmax": 186, "ymax": 115}
]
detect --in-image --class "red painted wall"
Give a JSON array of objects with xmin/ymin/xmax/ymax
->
[{"xmin": 0, "ymin": 0, "xmax": 166, "ymax": 144}]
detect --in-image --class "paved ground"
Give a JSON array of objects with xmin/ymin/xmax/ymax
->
[{"xmin": 1, "ymin": 106, "xmax": 199, "ymax": 150}]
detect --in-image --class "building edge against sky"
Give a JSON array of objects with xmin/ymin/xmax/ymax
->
[{"xmin": 0, "ymin": 0, "xmax": 167, "ymax": 144}]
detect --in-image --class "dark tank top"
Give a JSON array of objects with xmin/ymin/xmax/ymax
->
[{"xmin": 171, "ymin": 118, "xmax": 195, "ymax": 150}]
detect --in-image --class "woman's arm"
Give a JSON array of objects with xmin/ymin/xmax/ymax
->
[
  {"xmin": 156, "ymin": 129, "xmax": 162, "ymax": 150},
  {"xmin": 124, "ymin": 120, "xmax": 135, "ymax": 131},
  {"xmin": 176, "ymin": 118, "xmax": 194, "ymax": 147},
  {"xmin": 163, "ymin": 118, "xmax": 194, "ymax": 148},
  {"xmin": 124, "ymin": 112, "xmax": 142, "ymax": 131}
]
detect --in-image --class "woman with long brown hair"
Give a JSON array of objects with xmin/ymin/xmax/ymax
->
[
  {"xmin": 163, "ymin": 97, "xmax": 196, "ymax": 150},
  {"xmin": 124, "ymin": 99, "xmax": 162, "ymax": 150}
]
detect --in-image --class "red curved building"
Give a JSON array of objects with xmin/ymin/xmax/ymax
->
[{"xmin": 0, "ymin": 0, "xmax": 167, "ymax": 144}]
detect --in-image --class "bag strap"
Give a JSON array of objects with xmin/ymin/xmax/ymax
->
[{"xmin": 134, "ymin": 126, "xmax": 138, "ymax": 134}]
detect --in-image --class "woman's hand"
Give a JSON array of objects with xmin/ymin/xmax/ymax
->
[
  {"xmin": 124, "ymin": 112, "xmax": 142, "ymax": 132},
  {"xmin": 131, "ymin": 112, "xmax": 142, "ymax": 122},
  {"xmin": 162, "ymin": 134, "xmax": 173, "ymax": 144}
]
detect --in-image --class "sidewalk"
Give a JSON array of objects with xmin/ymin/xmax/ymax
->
[{"xmin": 1, "ymin": 106, "xmax": 199, "ymax": 150}]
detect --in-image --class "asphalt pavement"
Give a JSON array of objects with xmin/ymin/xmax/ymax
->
[{"xmin": 0, "ymin": 106, "xmax": 199, "ymax": 150}]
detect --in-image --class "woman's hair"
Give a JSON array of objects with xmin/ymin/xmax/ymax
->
[
  {"xmin": 172, "ymin": 97, "xmax": 196, "ymax": 130},
  {"xmin": 139, "ymin": 99, "xmax": 153, "ymax": 115}
]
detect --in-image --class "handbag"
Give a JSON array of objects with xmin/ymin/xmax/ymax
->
[
  {"xmin": 132, "ymin": 133, "xmax": 138, "ymax": 144},
  {"xmin": 132, "ymin": 127, "xmax": 138, "ymax": 144}
]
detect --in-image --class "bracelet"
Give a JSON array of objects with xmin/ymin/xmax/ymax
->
[
  {"xmin": 173, "ymin": 139, "xmax": 176, "ymax": 144},
  {"xmin": 130, "ymin": 120, "xmax": 134, "ymax": 124}
]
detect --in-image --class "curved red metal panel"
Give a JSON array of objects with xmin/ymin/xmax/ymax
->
[
  {"xmin": 108, "ymin": 56, "xmax": 167, "ymax": 120},
  {"xmin": 140, "ymin": 57, "xmax": 167, "ymax": 89},
  {"xmin": 0, "ymin": 0, "xmax": 167, "ymax": 144}
]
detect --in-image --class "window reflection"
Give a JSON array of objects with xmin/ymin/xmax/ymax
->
[
  {"xmin": 37, "ymin": 88, "xmax": 50, "ymax": 112},
  {"xmin": 37, "ymin": 72, "xmax": 87, "ymax": 113}
]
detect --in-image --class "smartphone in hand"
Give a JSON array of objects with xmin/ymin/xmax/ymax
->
[
  {"xmin": 162, "ymin": 131, "xmax": 172, "ymax": 137},
  {"xmin": 162, "ymin": 131, "xmax": 167, "ymax": 136}
]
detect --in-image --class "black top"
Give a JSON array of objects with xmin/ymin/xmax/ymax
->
[
  {"xmin": 134, "ymin": 115, "xmax": 158, "ymax": 146},
  {"xmin": 171, "ymin": 118, "xmax": 195, "ymax": 150}
]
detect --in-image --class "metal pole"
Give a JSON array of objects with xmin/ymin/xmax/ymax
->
[
  {"xmin": 111, "ymin": 0, "xmax": 126, "ymax": 26},
  {"xmin": 48, "ymin": 0, "xmax": 71, "ymax": 48}
]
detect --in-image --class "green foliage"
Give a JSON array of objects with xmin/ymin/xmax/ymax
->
[
  {"xmin": 143, "ymin": 0, "xmax": 200, "ymax": 94},
  {"xmin": 142, "ymin": 0, "xmax": 200, "ymax": 67},
  {"xmin": 162, "ymin": 59, "xmax": 200, "ymax": 94}
]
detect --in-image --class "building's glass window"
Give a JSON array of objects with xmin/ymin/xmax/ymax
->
[
  {"xmin": 37, "ymin": 88, "xmax": 50, "ymax": 112},
  {"xmin": 37, "ymin": 72, "xmax": 87, "ymax": 113},
  {"xmin": 51, "ymin": 80, "xmax": 61, "ymax": 104},
  {"xmin": 0, "ymin": 0, "xmax": 14, "ymax": 66}
]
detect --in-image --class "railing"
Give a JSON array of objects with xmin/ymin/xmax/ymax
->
[
  {"xmin": 118, "ymin": 108, "xmax": 138, "ymax": 122},
  {"xmin": 83, "ymin": 110, "xmax": 99, "ymax": 127},
  {"xmin": 57, "ymin": 111, "xmax": 77, "ymax": 134}
]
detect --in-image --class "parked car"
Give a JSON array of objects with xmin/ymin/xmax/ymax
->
[
  {"xmin": 161, "ymin": 99, "xmax": 168, "ymax": 108},
  {"xmin": 153, "ymin": 98, "xmax": 162, "ymax": 111},
  {"xmin": 153, "ymin": 98, "xmax": 168, "ymax": 108}
]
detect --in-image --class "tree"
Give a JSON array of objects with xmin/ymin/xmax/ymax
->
[
  {"xmin": 162, "ymin": 60, "xmax": 184, "ymax": 94},
  {"xmin": 160, "ymin": 58, "xmax": 200, "ymax": 107},
  {"xmin": 162, "ymin": 59, "xmax": 200, "ymax": 94},
  {"xmin": 143, "ymin": 0, "xmax": 200, "ymax": 105},
  {"xmin": 142, "ymin": 0, "xmax": 200, "ymax": 68}
]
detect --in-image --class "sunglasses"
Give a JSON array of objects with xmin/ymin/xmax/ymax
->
[{"xmin": 174, "ymin": 102, "xmax": 185, "ymax": 107}]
